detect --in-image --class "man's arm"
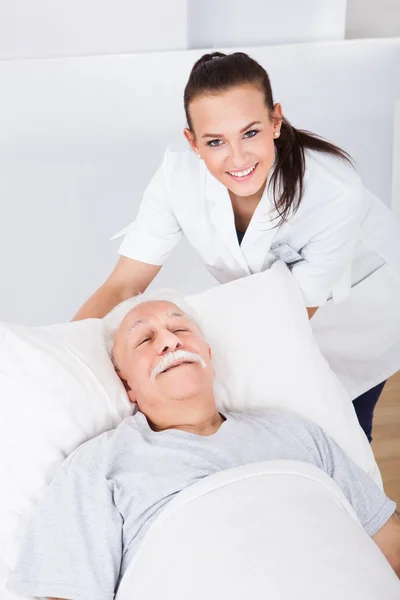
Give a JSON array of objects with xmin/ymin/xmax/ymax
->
[
  {"xmin": 7, "ymin": 442, "xmax": 122, "ymax": 600},
  {"xmin": 372, "ymin": 510, "xmax": 400, "ymax": 576},
  {"xmin": 296, "ymin": 418, "xmax": 398, "ymax": 545}
]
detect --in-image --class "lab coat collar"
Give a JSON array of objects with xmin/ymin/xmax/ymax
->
[{"xmin": 205, "ymin": 170, "xmax": 251, "ymax": 274}]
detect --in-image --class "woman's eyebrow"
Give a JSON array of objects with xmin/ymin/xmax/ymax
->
[{"xmin": 201, "ymin": 120, "xmax": 262, "ymax": 139}]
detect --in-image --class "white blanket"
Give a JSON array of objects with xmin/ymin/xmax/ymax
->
[{"xmin": 117, "ymin": 460, "xmax": 400, "ymax": 600}]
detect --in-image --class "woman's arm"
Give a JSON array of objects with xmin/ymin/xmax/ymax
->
[
  {"xmin": 291, "ymin": 185, "xmax": 364, "ymax": 308},
  {"xmin": 307, "ymin": 307, "xmax": 318, "ymax": 320},
  {"xmin": 72, "ymin": 256, "xmax": 161, "ymax": 320}
]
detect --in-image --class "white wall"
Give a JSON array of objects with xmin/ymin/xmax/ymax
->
[
  {"xmin": 0, "ymin": 3, "xmax": 399, "ymax": 325},
  {"xmin": 1, "ymin": 1, "xmax": 400, "ymax": 63},
  {"xmin": 1, "ymin": 39, "xmax": 399, "ymax": 325},
  {"xmin": 0, "ymin": 0, "xmax": 187, "ymax": 59},
  {"xmin": 2, "ymin": 1, "xmax": 400, "ymax": 62},
  {"xmin": 346, "ymin": 0, "xmax": 400, "ymax": 38},
  {"xmin": 188, "ymin": 0, "xmax": 347, "ymax": 48}
]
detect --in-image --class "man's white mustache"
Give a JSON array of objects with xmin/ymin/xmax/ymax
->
[{"xmin": 151, "ymin": 349, "xmax": 207, "ymax": 381}]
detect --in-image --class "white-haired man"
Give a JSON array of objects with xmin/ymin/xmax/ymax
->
[{"xmin": 7, "ymin": 293, "xmax": 400, "ymax": 600}]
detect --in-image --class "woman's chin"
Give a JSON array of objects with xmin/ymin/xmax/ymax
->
[{"xmin": 227, "ymin": 175, "xmax": 268, "ymax": 198}]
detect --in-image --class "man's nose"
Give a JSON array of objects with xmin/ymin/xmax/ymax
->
[{"xmin": 158, "ymin": 331, "xmax": 183, "ymax": 354}]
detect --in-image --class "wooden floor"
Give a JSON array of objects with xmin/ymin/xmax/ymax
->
[{"xmin": 371, "ymin": 371, "xmax": 400, "ymax": 505}]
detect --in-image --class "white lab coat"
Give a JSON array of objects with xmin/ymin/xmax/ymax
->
[{"xmin": 114, "ymin": 141, "xmax": 400, "ymax": 399}]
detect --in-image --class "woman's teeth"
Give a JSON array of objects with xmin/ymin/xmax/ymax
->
[{"xmin": 227, "ymin": 163, "xmax": 257, "ymax": 178}]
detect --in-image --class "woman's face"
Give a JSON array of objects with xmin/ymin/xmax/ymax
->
[{"xmin": 184, "ymin": 84, "xmax": 282, "ymax": 199}]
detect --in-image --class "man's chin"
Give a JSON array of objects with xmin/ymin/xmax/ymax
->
[{"xmin": 160, "ymin": 380, "xmax": 204, "ymax": 398}]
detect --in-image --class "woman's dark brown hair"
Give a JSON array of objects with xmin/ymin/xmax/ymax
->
[{"xmin": 184, "ymin": 51, "xmax": 353, "ymax": 222}]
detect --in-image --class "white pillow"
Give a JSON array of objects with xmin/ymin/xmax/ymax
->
[
  {"xmin": 185, "ymin": 261, "xmax": 380, "ymax": 484},
  {"xmin": 0, "ymin": 319, "xmax": 132, "ymax": 600}
]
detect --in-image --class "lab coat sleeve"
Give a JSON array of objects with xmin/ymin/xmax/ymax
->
[
  {"xmin": 291, "ymin": 184, "xmax": 364, "ymax": 306},
  {"xmin": 115, "ymin": 151, "xmax": 183, "ymax": 265}
]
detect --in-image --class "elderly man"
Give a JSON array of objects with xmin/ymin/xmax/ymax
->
[{"xmin": 7, "ymin": 294, "xmax": 400, "ymax": 600}]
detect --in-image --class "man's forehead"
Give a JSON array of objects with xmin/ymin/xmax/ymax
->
[{"xmin": 121, "ymin": 301, "xmax": 190, "ymax": 332}]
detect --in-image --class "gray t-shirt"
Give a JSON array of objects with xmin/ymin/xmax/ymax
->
[{"xmin": 8, "ymin": 411, "xmax": 396, "ymax": 600}]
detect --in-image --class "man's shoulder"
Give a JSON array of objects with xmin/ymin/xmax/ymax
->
[
  {"xmin": 62, "ymin": 429, "xmax": 116, "ymax": 473},
  {"xmin": 63, "ymin": 416, "xmax": 137, "ymax": 474}
]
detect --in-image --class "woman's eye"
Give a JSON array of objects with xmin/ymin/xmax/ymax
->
[
  {"xmin": 244, "ymin": 129, "xmax": 259, "ymax": 139},
  {"xmin": 174, "ymin": 329, "xmax": 188, "ymax": 333},
  {"xmin": 207, "ymin": 130, "xmax": 259, "ymax": 148},
  {"xmin": 207, "ymin": 139, "xmax": 222, "ymax": 148}
]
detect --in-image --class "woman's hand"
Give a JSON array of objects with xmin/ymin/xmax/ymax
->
[{"xmin": 307, "ymin": 307, "xmax": 318, "ymax": 320}]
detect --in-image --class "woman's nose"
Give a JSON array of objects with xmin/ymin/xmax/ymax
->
[{"xmin": 229, "ymin": 143, "xmax": 248, "ymax": 169}]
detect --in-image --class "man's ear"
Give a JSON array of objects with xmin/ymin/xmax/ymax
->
[
  {"xmin": 208, "ymin": 346, "xmax": 215, "ymax": 377},
  {"xmin": 115, "ymin": 367, "xmax": 133, "ymax": 395},
  {"xmin": 127, "ymin": 389, "xmax": 137, "ymax": 404}
]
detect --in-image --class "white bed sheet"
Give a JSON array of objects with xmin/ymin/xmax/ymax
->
[{"xmin": 117, "ymin": 460, "xmax": 400, "ymax": 600}]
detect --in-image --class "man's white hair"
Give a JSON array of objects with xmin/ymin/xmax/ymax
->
[{"xmin": 103, "ymin": 288, "xmax": 203, "ymax": 359}]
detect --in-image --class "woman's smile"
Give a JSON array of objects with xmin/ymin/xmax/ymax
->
[{"xmin": 226, "ymin": 162, "xmax": 259, "ymax": 182}]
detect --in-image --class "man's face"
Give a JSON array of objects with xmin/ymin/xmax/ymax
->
[{"xmin": 112, "ymin": 301, "xmax": 214, "ymax": 413}]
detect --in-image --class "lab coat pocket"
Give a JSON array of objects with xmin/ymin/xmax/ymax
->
[
  {"xmin": 311, "ymin": 262, "xmax": 400, "ymax": 399},
  {"xmin": 345, "ymin": 262, "xmax": 398, "ymax": 317}
]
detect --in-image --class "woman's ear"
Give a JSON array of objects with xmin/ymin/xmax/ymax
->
[
  {"xmin": 272, "ymin": 103, "xmax": 283, "ymax": 125},
  {"xmin": 183, "ymin": 128, "xmax": 198, "ymax": 153}
]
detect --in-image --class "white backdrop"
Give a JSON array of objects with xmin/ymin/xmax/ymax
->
[
  {"xmin": 346, "ymin": 0, "xmax": 400, "ymax": 39},
  {"xmin": 0, "ymin": 1, "xmax": 400, "ymax": 62},
  {"xmin": 0, "ymin": 38, "xmax": 399, "ymax": 325},
  {"xmin": 0, "ymin": 0, "xmax": 187, "ymax": 59},
  {"xmin": 188, "ymin": 0, "xmax": 347, "ymax": 48}
]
